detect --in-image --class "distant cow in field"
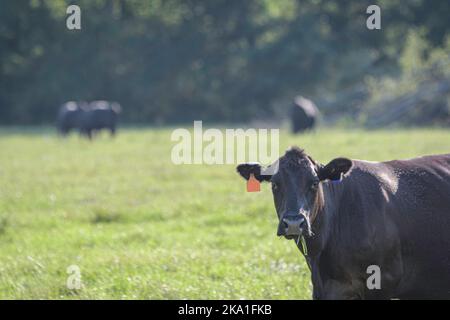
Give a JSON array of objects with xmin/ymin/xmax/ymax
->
[
  {"xmin": 57, "ymin": 101, "xmax": 88, "ymax": 135},
  {"xmin": 237, "ymin": 147, "xmax": 450, "ymax": 299},
  {"xmin": 57, "ymin": 101, "xmax": 121, "ymax": 139},
  {"xmin": 291, "ymin": 96, "xmax": 319, "ymax": 133},
  {"xmin": 79, "ymin": 101, "xmax": 121, "ymax": 139}
]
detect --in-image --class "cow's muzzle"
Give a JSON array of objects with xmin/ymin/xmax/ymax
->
[{"xmin": 277, "ymin": 214, "xmax": 306, "ymax": 238}]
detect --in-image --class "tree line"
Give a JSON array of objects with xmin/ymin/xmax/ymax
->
[{"xmin": 0, "ymin": 0, "xmax": 449, "ymax": 125}]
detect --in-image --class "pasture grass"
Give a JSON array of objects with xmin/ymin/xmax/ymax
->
[{"xmin": 0, "ymin": 127, "xmax": 449, "ymax": 299}]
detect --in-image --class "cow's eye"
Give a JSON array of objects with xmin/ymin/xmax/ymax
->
[
  {"xmin": 272, "ymin": 183, "xmax": 279, "ymax": 191},
  {"xmin": 311, "ymin": 181, "xmax": 319, "ymax": 190}
]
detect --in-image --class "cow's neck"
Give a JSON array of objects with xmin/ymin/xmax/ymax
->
[{"xmin": 302, "ymin": 180, "xmax": 344, "ymax": 258}]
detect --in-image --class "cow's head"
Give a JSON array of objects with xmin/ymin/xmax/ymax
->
[{"xmin": 237, "ymin": 147, "xmax": 352, "ymax": 240}]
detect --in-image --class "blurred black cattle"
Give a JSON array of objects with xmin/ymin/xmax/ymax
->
[
  {"xmin": 290, "ymin": 96, "xmax": 319, "ymax": 133},
  {"xmin": 57, "ymin": 101, "xmax": 121, "ymax": 139},
  {"xmin": 57, "ymin": 101, "xmax": 88, "ymax": 135},
  {"xmin": 79, "ymin": 101, "xmax": 121, "ymax": 139}
]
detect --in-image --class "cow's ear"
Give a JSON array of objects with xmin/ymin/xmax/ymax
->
[
  {"xmin": 318, "ymin": 158, "xmax": 353, "ymax": 181},
  {"xmin": 236, "ymin": 163, "xmax": 271, "ymax": 182}
]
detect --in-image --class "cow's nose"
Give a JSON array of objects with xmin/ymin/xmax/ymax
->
[{"xmin": 279, "ymin": 215, "xmax": 306, "ymax": 236}]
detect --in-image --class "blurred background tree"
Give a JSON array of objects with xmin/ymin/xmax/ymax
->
[{"xmin": 0, "ymin": 0, "xmax": 449, "ymax": 125}]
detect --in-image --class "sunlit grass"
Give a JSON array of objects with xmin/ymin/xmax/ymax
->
[{"xmin": 0, "ymin": 127, "xmax": 449, "ymax": 299}]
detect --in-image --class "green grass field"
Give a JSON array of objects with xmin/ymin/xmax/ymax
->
[{"xmin": 0, "ymin": 127, "xmax": 450, "ymax": 299}]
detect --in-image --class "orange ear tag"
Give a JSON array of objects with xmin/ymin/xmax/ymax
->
[{"xmin": 247, "ymin": 174, "xmax": 261, "ymax": 192}]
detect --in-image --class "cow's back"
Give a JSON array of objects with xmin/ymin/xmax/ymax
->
[
  {"xmin": 82, "ymin": 102, "xmax": 118, "ymax": 130},
  {"xmin": 384, "ymin": 155, "xmax": 450, "ymax": 298},
  {"xmin": 349, "ymin": 155, "xmax": 450, "ymax": 298}
]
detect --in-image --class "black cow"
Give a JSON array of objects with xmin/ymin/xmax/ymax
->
[
  {"xmin": 57, "ymin": 101, "xmax": 121, "ymax": 139},
  {"xmin": 237, "ymin": 147, "xmax": 450, "ymax": 299},
  {"xmin": 79, "ymin": 101, "xmax": 121, "ymax": 139},
  {"xmin": 291, "ymin": 96, "xmax": 319, "ymax": 133},
  {"xmin": 57, "ymin": 101, "xmax": 88, "ymax": 135}
]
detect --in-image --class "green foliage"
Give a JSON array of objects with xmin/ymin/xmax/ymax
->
[
  {"xmin": 0, "ymin": 1, "xmax": 449, "ymax": 124},
  {"xmin": 1, "ymin": 127, "xmax": 450, "ymax": 298},
  {"xmin": 362, "ymin": 31, "xmax": 450, "ymax": 126}
]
